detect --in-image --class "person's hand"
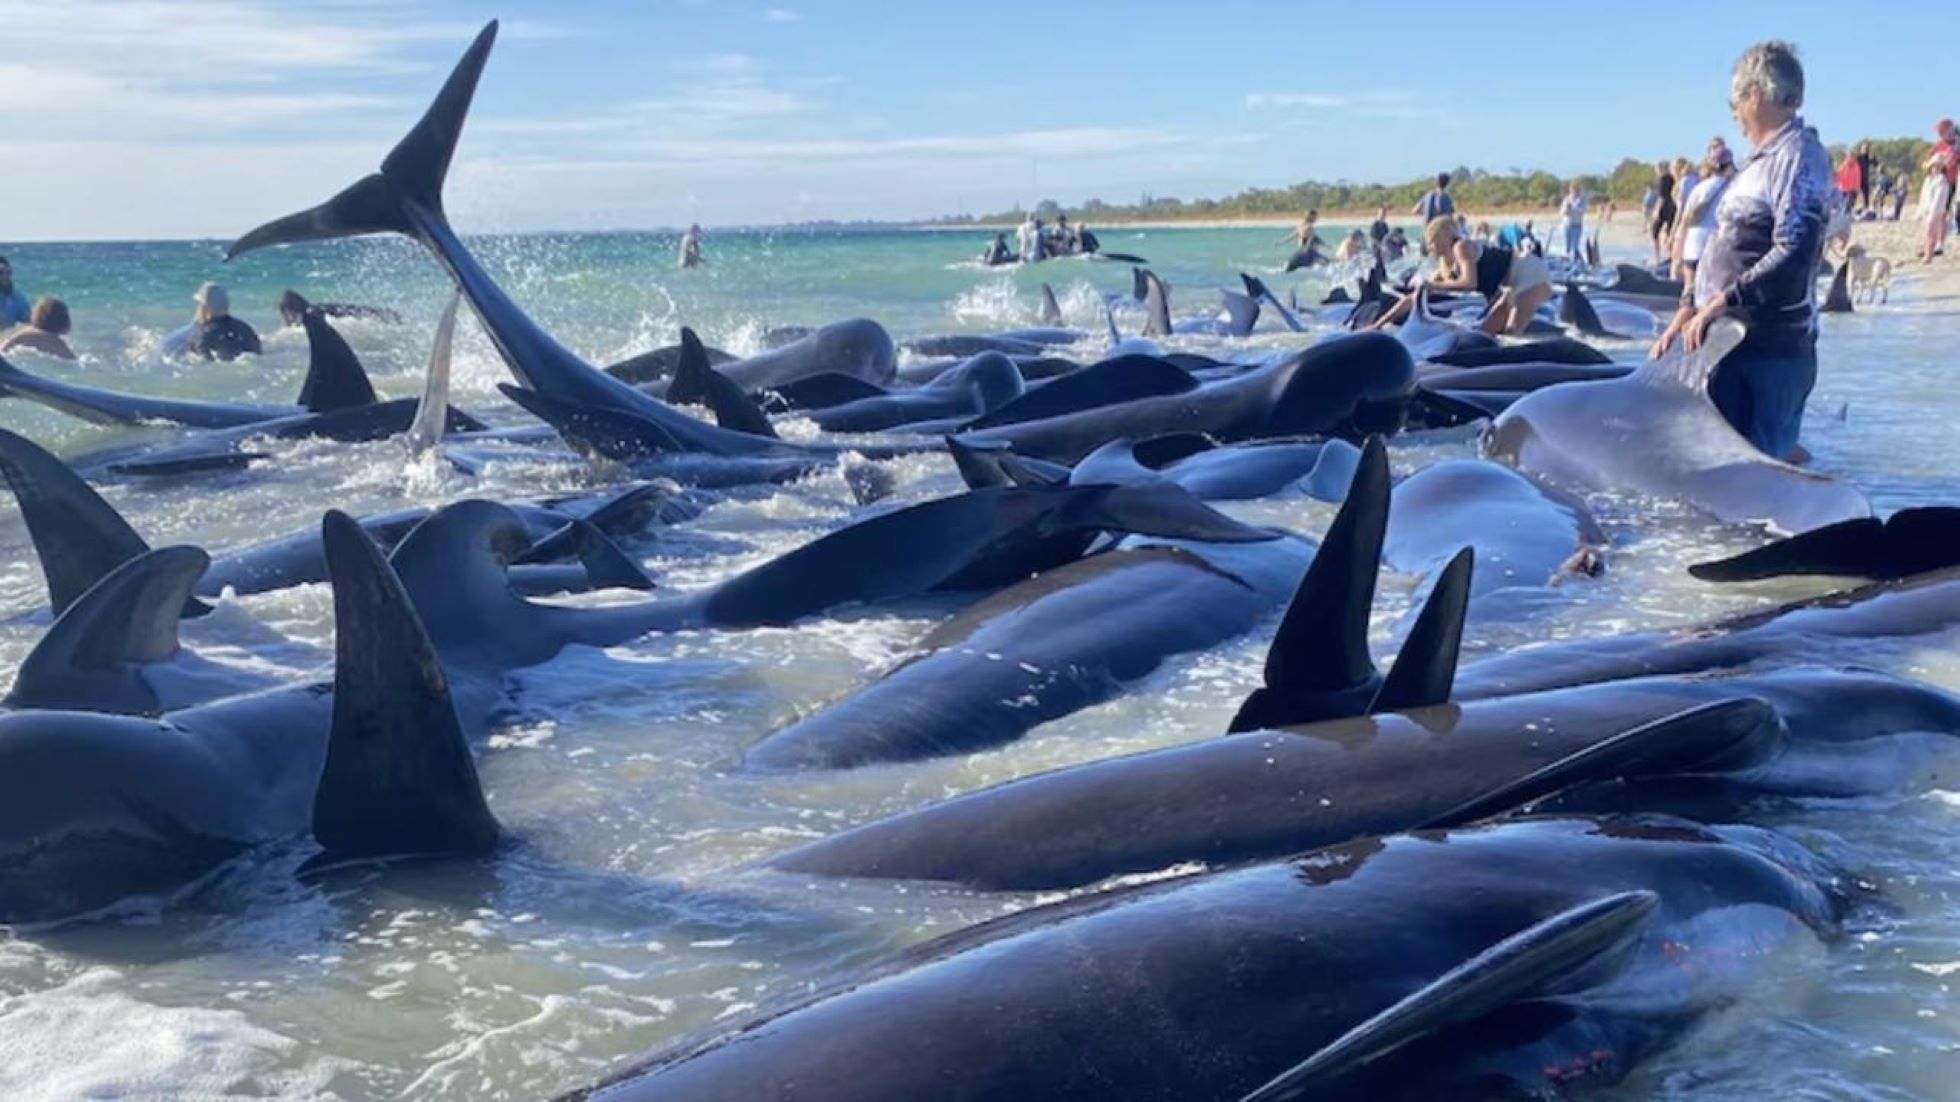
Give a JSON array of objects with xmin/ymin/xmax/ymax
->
[
  {"xmin": 1683, "ymin": 299, "xmax": 1727, "ymax": 351},
  {"xmin": 1649, "ymin": 309, "xmax": 1690, "ymax": 360}
]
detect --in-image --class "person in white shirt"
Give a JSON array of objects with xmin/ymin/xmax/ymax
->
[
  {"xmin": 1558, "ymin": 182, "xmax": 1588, "ymax": 259},
  {"xmin": 1016, "ymin": 215, "xmax": 1040, "ymax": 264},
  {"xmin": 1672, "ymin": 140, "xmax": 1735, "ymax": 281}
]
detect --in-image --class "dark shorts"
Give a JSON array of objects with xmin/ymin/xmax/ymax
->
[{"xmin": 1708, "ymin": 335, "xmax": 1817, "ymax": 459}]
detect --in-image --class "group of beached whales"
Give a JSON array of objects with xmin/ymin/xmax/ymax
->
[{"xmin": 0, "ymin": 20, "xmax": 1955, "ymax": 1101}]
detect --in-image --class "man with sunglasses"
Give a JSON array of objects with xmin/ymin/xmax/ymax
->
[{"xmin": 1652, "ymin": 41, "xmax": 1830, "ymax": 462}]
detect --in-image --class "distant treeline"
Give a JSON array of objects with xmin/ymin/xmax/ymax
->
[{"xmin": 937, "ymin": 137, "xmax": 1936, "ymax": 225}]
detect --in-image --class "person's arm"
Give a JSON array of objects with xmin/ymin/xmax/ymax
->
[{"xmin": 1425, "ymin": 242, "xmax": 1480, "ymax": 291}]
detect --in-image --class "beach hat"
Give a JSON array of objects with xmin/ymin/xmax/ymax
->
[{"xmin": 193, "ymin": 282, "xmax": 229, "ymax": 314}]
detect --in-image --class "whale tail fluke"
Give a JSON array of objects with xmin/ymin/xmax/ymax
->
[
  {"xmin": 1240, "ymin": 890, "xmax": 1660, "ymax": 1102},
  {"xmin": 1227, "ymin": 436, "xmax": 1389, "ymax": 733},
  {"xmin": 228, "ymin": 22, "xmax": 497, "ymax": 259},
  {"xmin": 311, "ymin": 509, "xmax": 501, "ymax": 868},
  {"xmin": 5, "ymin": 546, "xmax": 210, "ymax": 715}
]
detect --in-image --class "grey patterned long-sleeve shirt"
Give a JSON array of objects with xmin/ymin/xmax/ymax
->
[{"xmin": 1687, "ymin": 117, "xmax": 1832, "ymax": 354}]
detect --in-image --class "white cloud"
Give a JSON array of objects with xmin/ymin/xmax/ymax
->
[
  {"xmin": 764, "ymin": 7, "xmax": 801, "ymax": 22},
  {"xmin": 1244, "ymin": 90, "xmax": 1423, "ymax": 119}
]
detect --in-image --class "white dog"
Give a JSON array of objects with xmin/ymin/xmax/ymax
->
[{"xmin": 1843, "ymin": 244, "xmax": 1893, "ymax": 304}]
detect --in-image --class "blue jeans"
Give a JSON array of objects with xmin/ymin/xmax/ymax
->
[
  {"xmin": 1708, "ymin": 338, "xmax": 1817, "ymax": 459},
  {"xmin": 1563, "ymin": 222, "xmax": 1584, "ymax": 257}
]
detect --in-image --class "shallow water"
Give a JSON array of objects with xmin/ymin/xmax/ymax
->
[{"xmin": 0, "ymin": 227, "xmax": 1955, "ymax": 1100}]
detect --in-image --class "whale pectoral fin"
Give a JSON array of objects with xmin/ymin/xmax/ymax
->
[
  {"xmin": 1128, "ymin": 433, "xmax": 1216, "ymax": 469},
  {"xmin": 499, "ymin": 384, "xmax": 685, "ymax": 461},
  {"xmin": 296, "ymin": 311, "xmax": 379, "ymax": 413},
  {"xmin": 514, "ymin": 520, "xmax": 656, "ymax": 592},
  {"xmin": 6, "ymin": 545, "xmax": 211, "ymax": 715},
  {"xmin": 308, "ymin": 510, "xmax": 501, "ymax": 869},
  {"xmin": 764, "ymin": 373, "xmax": 891, "ymax": 412},
  {"xmin": 1370, "ymin": 547, "xmax": 1471, "ymax": 713},
  {"xmin": 1420, "ymin": 698, "xmax": 1784, "ymax": 830},
  {"xmin": 1227, "ymin": 437, "xmax": 1389, "ymax": 733},
  {"xmin": 947, "ymin": 436, "xmax": 1014, "ymax": 489},
  {"xmin": 696, "ymin": 360, "xmax": 779, "ymax": 439},
  {"xmin": 404, "ymin": 291, "xmax": 459, "ymax": 454},
  {"xmin": 108, "ymin": 450, "xmax": 266, "ymax": 477},
  {"xmin": 665, "ymin": 327, "xmax": 718, "ymax": 405},
  {"xmin": 1688, "ymin": 516, "xmax": 1887, "ymax": 582},
  {"xmin": 1240, "ymin": 891, "xmax": 1659, "ymax": 1102},
  {"xmin": 1072, "ymin": 481, "xmax": 1278, "ymax": 544},
  {"xmin": 996, "ymin": 452, "xmax": 1071, "ymax": 487},
  {"xmin": 0, "ymin": 426, "xmax": 159, "ymax": 615}
]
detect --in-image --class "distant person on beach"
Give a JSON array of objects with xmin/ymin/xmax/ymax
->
[
  {"xmin": 1652, "ymin": 40, "xmax": 1830, "ymax": 460},
  {"xmin": 185, "ymin": 282, "xmax": 262, "ymax": 361},
  {"xmin": 1283, "ymin": 209, "xmax": 1323, "ymax": 250},
  {"xmin": 1413, "ymin": 174, "xmax": 1453, "ymax": 253},
  {"xmin": 1650, "ymin": 162, "xmax": 1678, "ymax": 262},
  {"xmin": 1370, "ymin": 215, "xmax": 1552, "ymax": 336},
  {"xmin": 1855, "ymin": 141, "xmax": 1875, "ymax": 211},
  {"xmin": 1921, "ymin": 145, "xmax": 1954, "ymax": 264},
  {"xmin": 1673, "ymin": 140, "xmax": 1736, "ymax": 282},
  {"xmin": 1368, "ymin": 205, "xmax": 1391, "ymax": 248},
  {"xmin": 1930, "ymin": 120, "xmax": 1959, "ymax": 245},
  {"xmin": 1077, "ymin": 223, "xmax": 1101, "ymax": 255},
  {"xmin": 981, "ymin": 233, "xmax": 1013, "ymax": 265},
  {"xmin": 0, "ymin": 297, "xmax": 74, "ymax": 360},
  {"xmin": 1604, "ymin": 197, "xmax": 1617, "ymax": 223},
  {"xmin": 678, "ymin": 224, "xmax": 705, "ymax": 269},
  {"xmin": 1336, "ymin": 229, "xmax": 1369, "ymax": 262},
  {"xmin": 1559, "ymin": 182, "xmax": 1588, "ymax": 258},
  {"xmin": 0, "ymin": 257, "xmax": 28, "ymax": 328},
  {"xmin": 1641, "ymin": 183, "xmax": 1657, "ymax": 227},
  {"xmin": 1674, "ymin": 157, "xmax": 1701, "ymax": 236},
  {"xmin": 1053, "ymin": 214, "xmax": 1079, "ymax": 255},
  {"xmin": 1835, "ymin": 147, "xmax": 1864, "ymax": 214}
]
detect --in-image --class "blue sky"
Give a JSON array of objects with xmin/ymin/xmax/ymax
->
[{"xmin": 0, "ymin": 0, "xmax": 1948, "ymax": 240}]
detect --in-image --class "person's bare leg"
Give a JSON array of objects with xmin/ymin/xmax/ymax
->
[
  {"xmin": 1478, "ymin": 292, "xmax": 1514, "ymax": 336},
  {"xmin": 1504, "ymin": 284, "xmax": 1553, "ymax": 334}
]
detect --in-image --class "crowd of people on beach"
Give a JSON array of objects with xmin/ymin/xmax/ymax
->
[{"xmin": 977, "ymin": 213, "xmax": 1104, "ymax": 266}]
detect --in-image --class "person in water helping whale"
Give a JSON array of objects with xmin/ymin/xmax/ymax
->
[
  {"xmin": 1652, "ymin": 40, "xmax": 1831, "ymax": 461},
  {"xmin": 1368, "ymin": 214, "xmax": 1553, "ymax": 335}
]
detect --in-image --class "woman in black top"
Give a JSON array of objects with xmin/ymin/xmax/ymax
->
[
  {"xmin": 1650, "ymin": 161, "xmax": 1677, "ymax": 261},
  {"xmin": 1368, "ymin": 216, "xmax": 1553, "ymax": 335}
]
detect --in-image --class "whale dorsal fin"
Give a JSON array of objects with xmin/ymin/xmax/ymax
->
[
  {"xmin": 947, "ymin": 436, "xmax": 1012, "ymax": 489},
  {"xmin": 1556, "ymin": 283, "xmax": 1610, "ymax": 339},
  {"xmin": 665, "ymin": 326, "xmax": 717, "ymax": 405},
  {"xmin": 404, "ymin": 291, "xmax": 459, "ymax": 454},
  {"xmin": 696, "ymin": 358, "xmax": 779, "ymax": 439},
  {"xmin": 1821, "ymin": 262, "xmax": 1854, "ymax": 314},
  {"xmin": 0, "ymin": 427, "xmax": 201, "ymax": 617},
  {"xmin": 1140, "ymin": 270, "xmax": 1172, "ymax": 337},
  {"xmin": 1219, "ymin": 289, "xmax": 1260, "ymax": 337},
  {"xmin": 6, "ymin": 545, "xmax": 209, "ymax": 715},
  {"xmin": 1240, "ymin": 891, "xmax": 1659, "ymax": 1102},
  {"xmin": 1038, "ymin": 283, "xmax": 1063, "ymax": 327},
  {"xmin": 1227, "ymin": 436, "xmax": 1389, "ymax": 733},
  {"xmin": 296, "ymin": 311, "xmax": 379, "ymax": 413},
  {"xmin": 1370, "ymin": 547, "xmax": 1471, "ymax": 713},
  {"xmin": 310, "ymin": 510, "xmax": 501, "ymax": 868}
]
